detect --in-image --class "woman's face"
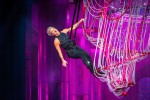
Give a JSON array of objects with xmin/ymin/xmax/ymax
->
[{"xmin": 50, "ymin": 27, "xmax": 60, "ymax": 36}]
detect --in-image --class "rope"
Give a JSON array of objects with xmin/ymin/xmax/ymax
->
[
  {"xmin": 69, "ymin": 0, "xmax": 78, "ymax": 40},
  {"xmin": 73, "ymin": 0, "xmax": 81, "ymax": 42}
]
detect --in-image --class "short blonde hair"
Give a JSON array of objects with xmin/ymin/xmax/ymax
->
[{"xmin": 47, "ymin": 27, "xmax": 54, "ymax": 36}]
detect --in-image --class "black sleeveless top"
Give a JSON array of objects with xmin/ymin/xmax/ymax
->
[{"xmin": 57, "ymin": 32, "xmax": 75, "ymax": 50}]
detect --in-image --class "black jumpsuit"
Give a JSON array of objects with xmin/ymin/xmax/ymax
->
[{"xmin": 57, "ymin": 32, "xmax": 95, "ymax": 74}]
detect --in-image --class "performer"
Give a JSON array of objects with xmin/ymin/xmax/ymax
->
[{"xmin": 47, "ymin": 18, "xmax": 105, "ymax": 77}]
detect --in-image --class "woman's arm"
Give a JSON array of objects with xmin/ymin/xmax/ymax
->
[
  {"xmin": 61, "ymin": 18, "xmax": 84, "ymax": 33},
  {"xmin": 54, "ymin": 38, "xmax": 68, "ymax": 67}
]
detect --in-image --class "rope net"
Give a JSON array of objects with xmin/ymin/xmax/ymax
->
[{"xmin": 83, "ymin": 0, "xmax": 150, "ymax": 97}]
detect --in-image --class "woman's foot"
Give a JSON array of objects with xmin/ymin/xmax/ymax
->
[
  {"xmin": 94, "ymin": 68, "xmax": 107, "ymax": 78},
  {"xmin": 96, "ymin": 68, "xmax": 106, "ymax": 74}
]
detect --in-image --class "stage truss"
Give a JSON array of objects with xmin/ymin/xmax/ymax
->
[{"xmin": 83, "ymin": 0, "xmax": 150, "ymax": 97}]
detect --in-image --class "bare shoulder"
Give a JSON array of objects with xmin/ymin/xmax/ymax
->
[
  {"xmin": 61, "ymin": 28, "xmax": 70, "ymax": 34},
  {"xmin": 54, "ymin": 38, "xmax": 60, "ymax": 45}
]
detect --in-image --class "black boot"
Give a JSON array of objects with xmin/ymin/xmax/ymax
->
[
  {"xmin": 96, "ymin": 68, "xmax": 106, "ymax": 74},
  {"xmin": 94, "ymin": 68, "xmax": 107, "ymax": 78}
]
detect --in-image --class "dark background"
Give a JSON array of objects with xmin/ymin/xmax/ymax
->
[{"xmin": 0, "ymin": 0, "xmax": 29, "ymax": 99}]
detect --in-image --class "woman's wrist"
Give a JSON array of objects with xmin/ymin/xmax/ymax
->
[
  {"xmin": 79, "ymin": 19, "xmax": 83, "ymax": 23},
  {"xmin": 61, "ymin": 59, "xmax": 65, "ymax": 62}
]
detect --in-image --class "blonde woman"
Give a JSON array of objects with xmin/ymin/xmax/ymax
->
[{"xmin": 47, "ymin": 18, "xmax": 105, "ymax": 77}]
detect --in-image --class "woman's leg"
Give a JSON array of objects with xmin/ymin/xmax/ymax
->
[
  {"xmin": 67, "ymin": 46, "xmax": 94, "ymax": 73},
  {"xmin": 81, "ymin": 54, "xmax": 95, "ymax": 74},
  {"xmin": 67, "ymin": 46, "xmax": 105, "ymax": 77}
]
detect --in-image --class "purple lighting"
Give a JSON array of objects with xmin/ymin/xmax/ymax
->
[{"xmin": 25, "ymin": 0, "xmax": 150, "ymax": 100}]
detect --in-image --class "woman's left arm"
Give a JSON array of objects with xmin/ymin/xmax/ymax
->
[{"xmin": 61, "ymin": 18, "xmax": 84, "ymax": 34}]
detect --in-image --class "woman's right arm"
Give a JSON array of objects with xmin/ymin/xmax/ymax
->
[{"xmin": 54, "ymin": 38, "xmax": 68, "ymax": 67}]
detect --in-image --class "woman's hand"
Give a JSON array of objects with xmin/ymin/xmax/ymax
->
[
  {"xmin": 62, "ymin": 59, "xmax": 68, "ymax": 67},
  {"xmin": 80, "ymin": 18, "xmax": 85, "ymax": 22},
  {"xmin": 61, "ymin": 18, "xmax": 85, "ymax": 33}
]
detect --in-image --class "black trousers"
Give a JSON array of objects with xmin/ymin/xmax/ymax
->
[{"xmin": 66, "ymin": 46, "xmax": 94, "ymax": 74}]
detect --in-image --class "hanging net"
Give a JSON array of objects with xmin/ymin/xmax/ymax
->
[{"xmin": 83, "ymin": 0, "xmax": 150, "ymax": 97}]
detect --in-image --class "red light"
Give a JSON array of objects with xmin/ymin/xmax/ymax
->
[{"xmin": 122, "ymin": 91, "xmax": 127, "ymax": 96}]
